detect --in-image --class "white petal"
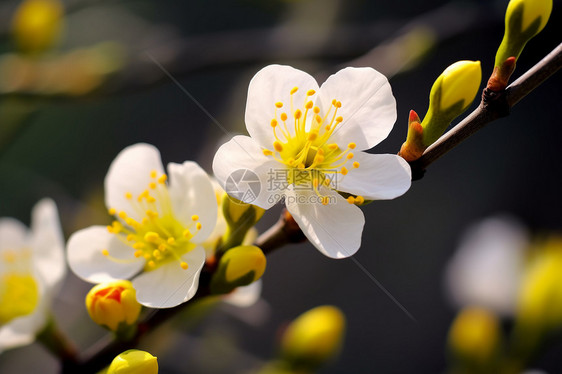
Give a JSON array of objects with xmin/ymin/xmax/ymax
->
[
  {"xmin": 245, "ymin": 65, "xmax": 319, "ymax": 148},
  {"xmin": 223, "ymin": 279, "xmax": 262, "ymax": 308},
  {"xmin": 0, "ymin": 218, "xmax": 27, "ymax": 251},
  {"xmin": 212, "ymin": 135, "xmax": 284, "ymax": 210},
  {"xmin": 105, "ymin": 143, "xmax": 165, "ymax": 221},
  {"xmin": 30, "ymin": 199, "xmax": 66, "ymax": 295},
  {"xmin": 445, "ymin": 216, "xmax": 528, "ymax": 316},
  {"xmin": 132, "ymin": 246, "xmax": 206, "ymax": 308},
  {"xmin": 285, "ymin": 188, "xmax": 365, "ymax": 258},
  {"xmin": 336, "ymin": 153, "xmax": 411, "ymax": 200},
  {"xmin": 317, "ymin": 67, "xmax": 396, "ymax": 150},
  {"xmin": 167, "ymin": 161, "xmax": 217, "ymax": 242},
  {"xmin": 67, "ymin": 226, "xmax": 144, "ymax": 283}
]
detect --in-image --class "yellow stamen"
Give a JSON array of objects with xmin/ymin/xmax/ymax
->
[
  {"xmin": 347, "ymin": 196, "xmax": 355, "ymax": 204},
  {"xmin": 348, "ymin": 142, "xmax": 356, "ymax": 149},
  {"xmin": 280, "ymin": 113, "xmax": 288, "ymax": 121},
  {"xmin": 180, "ymin": 262, "xmax": 189, "ymax": 270},
  {"xmin": 353, "ymin": 162, "xmax": 360, "ymax": 168},
  {"xmin": 191, "ymin": 215, "xmax": 199, "ymax": 221},
  {"xmin": 271, "ymin": 119, "xmax": 278, "ymax": 127},
  {"xmin": 102, "ymin": 249, "xmax": 109, "ymax": 256},
  {"xmin": 290, "ymin": 87, "xmax": 299, "ymax": 94},
  {"xmin": 307, "ymin": 89, "xmax": 316, "ymax": 96},
  {"xmin": 275, "ymin": 102, "xmax": 283, "ymax": 108},
  {"xmin": 274, "ymin": 141, "xmax": 284, "ymax": 152}
]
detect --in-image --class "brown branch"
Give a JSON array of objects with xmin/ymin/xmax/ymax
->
[{"xmin": 409, "ymin": 42, "xmax": 562, "ymax": 179}]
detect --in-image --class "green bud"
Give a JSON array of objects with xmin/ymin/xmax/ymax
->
[
  {"xmin": 420, "ymin": 60, "xmax": 482, "ymax": 147},
  {"xmin": 220, "ymin": 194, "xmax": 265, "ymax": 252},
  {"xmin": 210, "ymin": 245, "xmax": 266, "ymax": 294}
]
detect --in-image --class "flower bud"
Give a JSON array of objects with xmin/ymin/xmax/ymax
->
[
  {"xmin": 11, "ymin": 0, "xmax": 64, "ymax": 54},
  {"xmin": 220, "ymin": 194, "xmax": 265, "ymax": 251},
  {"xmin": 85, "ymin": 280, "xmax": 141, "ymax": 332},
  {"xmin": 210, "ymin": 245, "xmax": 266, "ymax": 294},
  {"xmin": 107, "ymin": 349, "xmax": 158, "ymax": 374},
  {"xmin": 448, "ymin": 307, "xmax": 500, "ymax": 367},
  {"xmin": 280, "ymin": 305, "xmax": 345, "ymax": 369},
  {"xmin": 489, "ymin": 0, "xmax": 552, "ymax": 90},
  {"xmin": 420, "ymin": 61, "xmax": 482, "ymax": 147}
]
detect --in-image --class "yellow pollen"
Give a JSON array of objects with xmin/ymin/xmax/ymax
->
[
  {"xmin": 125, "ymin": 192, "xmax": 132, "ymax": 199},
  {"xmin": 263, "ymin": 149, "xmax": 273, "ymax": 156},
  {"xmin": 331, "ymin": 99, "xmax": 337, "ymax": 105},
  {"xmin": 270, "ymin": 119, "xmax": 278, "ymax": 127},
  {"xmin": 346, "ymin": 153, "xmax": 354, "ymax": 160},
  {"xmin": 355, "ymin": 196, "xmax": 365, "ymax": 204},
  {"xmin": 102, "ymin": 249, "xmax": 109, "ymax": 256},
  {"xmin": 147, "ymin": 196, "xmax": 156, "ymax": 203},
  {"xmin": 196, "ymin": 222, "xmax": 202, "ymax": 230},
  {"xmin": 280, "ymin": 113, "xmax": 288, "ymax": 121},
  {"xmin": 108, "ymin": 208, "xmax": 116, "ymax": 215},
  {"xmin": 274, "ymin": 141, "xmax": 284, "ymax": 152},
  {"xmin": 348, "ymin": 142, "xmax": 356, "ymax": 149},
  {"xmin": 148, "ymin": 260, "xmax": 156, "ymax": 268},
  {"xmin": 118, "ymin": 211, "xmax": 127, "ymax": 219},
  {"xmin": 191, "ymin": 215, "xmax": 199, "ymax": 221},
  {"xmin": 294, "ymin": 109, "xmax": 302, "ymax": 119},
  {"xmin": 167, "ymin": 237, "xmax": 175, "ymax": 244},
  {"xmin": 347, "ymin": 196, "xmax": 356, "ymax": 204},
  {"xmin": 290, "ymin": 87, "xmax": 298, "ymax": 94},
  {"xmin": 313, "ymin": 107, "xmax": 320, "ymax": 114},
  {"xmin": 308, "ymin": 132, "xmax": 318, "ymax": 141},
  {"xmin": 180, "ymin": 262, "xmax": 189, "ymax": 270},
  {"xmin": 336, "ymin": 101, "xmax": 342, "ymax": 108},
  {"xmin": 275, "ymin": 102, "xmax": 283, "ymax": 108},
  {"xmin": 145, "ymin": 232, "xmax": 160, "ymax": 242},
  {"xmin": 134, "ymin": 250, "xmax": 143, "ymax": 258},
  {"xmin": 325, "ymin": 125, "xmax": 331, "ymax": 131},
  {"xmin": 307, "ymin": 89, "xmax": 316, "ymax": 96},
  {"xmin": 305, "ymin": 101, "xmax": 313, "ymax": 109},
  {"xmin": 150, "ymin": 170, "xmax": 157, "ymax": 178},
  {"xmin": 341, "ymin": 167, "xmax": 348, "ymax": 175},
  {"xmin": 315, "ymin": 115, "xmax": 322, "ymax": 124},
  {"xmin": 158, "ymin": 174, "xmax": 167, "ymax": 184},
  {"xmin": 353, "ymin": 162, "xmax": 360, "ymax": 168},
  {"xmin": 336, "ymin": 116, "xmax": 343, "ymax": 123},
  {"xmin": 149, "ymin": 182, "xmax": 157, "ymax": 189}
]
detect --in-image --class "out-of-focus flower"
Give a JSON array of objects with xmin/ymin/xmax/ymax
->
[
  {"xmin": 448, "ymin": 307, "xmax": 500, "ymax": 367},
  {"xmin": 400, "ymin": 61, "xmax": 481, "ymax": 161},
  {"xmin": 67, "ymin": 144, "xmax": 217, "ymax": 308},
  {"xmin": 11, "ymin": 0, "xmax": 64, "ymax": 54},
  {"xmin": 489, "ymin": 0, "xmax": 552, "ymax": 91},
  {"xmin": 444, "ymin": 216, "xmax": 528, "ymax": 316},
  {"xmin": 213, "ymin": 65, "xmax": 411, "ymax": 258},
  {"xmin": 210, "ymin": 245, "xmax": 266, "ymax": 294},
  {"xmin": 107, "ymin": 349, "xmax": 158, "ymax": 374},
  {"xmin": 86, "ymin": 280, "xmax": 141, "ymax": 331},
  {"xmin": 0, "ymin": 199, "xmax": 65, "ymax": 352},
  {"xmin": 517, "ymin": 238, "xmax": 562, "ymax": 331},
  {"xmin": 280, "ymin": 305, "xmax": 345, "ymax": 368}
]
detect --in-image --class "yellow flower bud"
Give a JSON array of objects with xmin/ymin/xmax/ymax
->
[
  {"xmin": 11, "ymin": 0, "xmax": 64, "ymax": 54},
  {"xmin": 281, "ymin": 305, "xmax": 346, "ymax": 367},
  {"xmin": 489, "ymin": 0, "xmax": 552, "ymax": 90},
  {"xmin": 210, "ymin": 245, "xmax": 266, "ymax": 294},
  {"xmin": 85, "ymin": 280, "xmax": 141, "ymax": 332},
  {"xmin": 421, "ymin": 60, "xmax": 482, "ymax": 147},
  {"xmin": 107, "ymin": 349, "xmax": 158, "ymax": 374},
  {"xmin": 517, "ymin": 239, "xmax": 562, "ymax": 331},
  {"xmin": 448, "ymin": 307, "xmax": 500, "ymax": 365}
]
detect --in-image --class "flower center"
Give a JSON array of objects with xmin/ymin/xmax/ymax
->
[
  {"xmin": 262, "ymin": 87, "xmax": 362, "ymax": 204},
  {"xmin": 0, "ymin": 271, "xmax": 39, "ymax": 325},
  {"xmin": 104, "ymin": 170, "xmax": 202, "ymax": 271}
]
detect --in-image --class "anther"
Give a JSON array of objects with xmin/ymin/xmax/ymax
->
[
  {"xmin": 347, "ymin": 196, "xmax": 356, "ymax": 204},
  {"xmin": 346, "ymin": 153, "xmax": 354, "ymax": 160},
  {"xmin": 305, "ymin": 101, "xmax": 313, "ymax": 109},
  {"xmin": 336, "ymin": 116, "xmax": 343, "ymax": 123},
  {"xmin": 134, "ymin": 250, "xmax": 143, "ymax": 258},
  {"xmin": 263, "ymin": 149, "xmax": 273, "ymax": 156},
  {"xmin": 353, "ymin": 162, "xmax": 360, "ymax": 168},
  {"xmin": 126, "ymin": 234, "xmax": 135, "ymax": 241},
  {"xmin": 280, "ymin": 113, "xmax": 288, "ymax": 121},
  {"xmin": 148, "ymin": 260, "xmax": 156, "ymax": 268},
  {"xmin": 196, "ymin": 222, "xmax": 202, "ymax": 230},
  {"xmin": 274, "ymin": 141, "xmax": 284, "ymax": 152},
  {"xmin": 125, "ymin": 192, "xmax": 133, "ymax": 200},
  {"xmin": 294, "ymin": 109, "xmax": 302, "ymax": 119},
  {"xmin": 355, "ymin": 196, "xmax": 365, "ymax": 204},
  {"xmin": 308, "ymin": 132, "xmax": 318, "ymax": 141},
  {"xmin": 191, "ymin": 215, "xmax": 199, "ymax": 221},
  {"xmin": 102, "ymin": 249, "xmax": 109, "ymax": 256},
  {"xmin": 348, "ymin": 142, "xmax": 356, "ymax": 149},
  {"xmin": 313, "ymin": 107, "xmax": 320, "ymax": 114},
  {"xmin": 328, "ymin": 144, "xmax": 339, "ymax": 150},
  {"xmin": 275, "ymin": 102, "xmax": 283, "ymax": 108},
  {"xmin": 158, "ymin": 174, "xmax": 167, "ymax": 184},
  {"xmin": 307, "ymin": 89, "xmax": 316, "ymax": 96},
  {"xmin": 158, "ymin": 244, "xmax": 167, "ymax": 251},
  {"xmin": 153, "ymin": 250, "xmax": 161, "ymax": 258},
  {"xmin": 108, "ymin": 208, "xmax": 116, "ymax": 216},
  {"xmin": 341, "ymin": 167, "xmax": 348, "ymax": 175},
  {"xmin": 149, "ymin": 182, "xmax": 157, "ymax": 189},
  {"xmin": 133, "ymin": 243, "xmax": 145, "ymax": 250},
  {"xmin": 144, "ymin": 232, "xmax": 160, "ymax": 242},
  {"xmin": 180, "ymin": 262, "xmax": 189, "ymax": 270},
  {"xmin": 118, "ymin": 211, "xmax": 127, "ymax": 219},
  {"xmin": 183, "ymin": 229, "xmax": 193, "ymax": 239},
  {"xmin": 335, "ymin": 101, "xmax": 342, "ymax": 108},
  {"xmin": 167, "ymin": 237, "xmax": 175, "ymax": 245},
  {"xmin": 150, "ymin": 170, "xmax": 157, "ymax": 178},
  {"xmin": 290, "ymin": 87, "xmax": 298, "ymax": 94},
  {"xmin": 270, "ymin": 119, "xmax": 278, "ymax": 127}
]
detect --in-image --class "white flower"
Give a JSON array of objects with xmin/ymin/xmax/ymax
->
[
  {"xmin": 213, "ymin": 65, "xmax": 411, "ymax": 258},
  {"xmin": 67, "ymin": 144, "xmax": 217, "ymax": 308},
  {"xmin": 444, "ymin": 216, "xmax": 528, "ymax": 316},
  {"xmin": 0, "ymin": 199, "xmax": 65, "ymax": 352}
]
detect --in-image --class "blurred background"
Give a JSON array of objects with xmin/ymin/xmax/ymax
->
[{"xmin": 0, "ymin": 0, "xmax": 561, "ymax": 372}]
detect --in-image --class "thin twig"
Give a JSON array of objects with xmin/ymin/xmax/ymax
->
[{"xmin": 410, "ymin": 42, "xmax": 562, "ymax": 178}]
